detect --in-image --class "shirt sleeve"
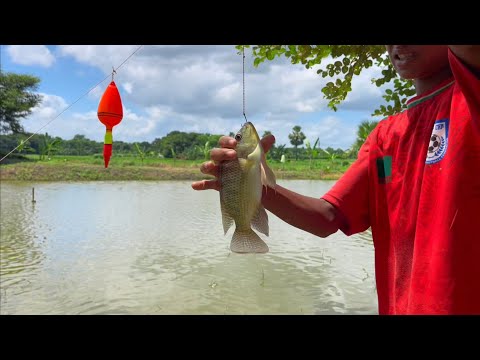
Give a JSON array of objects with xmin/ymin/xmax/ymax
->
[
  {"xmin": 321, "ymin": 127, "xmax": 378, "ymax": 236},
  {"xmin": 448, "ymin": 48, "xmax": 480, "ymax": 132}
]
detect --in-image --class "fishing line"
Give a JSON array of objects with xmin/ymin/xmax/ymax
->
[
  {"xmin": 0, "ymin": 45, "xmax": 144, "ymax": 163},
  {"xmin": 242, "ymin": 46, "xmax": 248, "ymax": 123}
]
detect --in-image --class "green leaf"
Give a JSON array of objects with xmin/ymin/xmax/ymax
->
[{"xmin": 241, "ymin": 45, "xmax": 416, "ymax": 119}]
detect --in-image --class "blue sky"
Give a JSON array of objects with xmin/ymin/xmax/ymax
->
[{"xmin": 2, "ymin": 45, "xmax": 388, "ymax": 150}]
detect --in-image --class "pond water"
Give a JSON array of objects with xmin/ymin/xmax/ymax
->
[{"xmin": 0, "ymin": 180, "xmax": 377, "ymax": 314}]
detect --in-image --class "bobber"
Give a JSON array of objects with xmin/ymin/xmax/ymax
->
[{"xmin": 97, "ymin": 78, "xmax": 123, "ymax": 168}]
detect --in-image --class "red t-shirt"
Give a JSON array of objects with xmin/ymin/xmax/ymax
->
[{"xmin": 322, "ymin": 49, "xmax": 480, "ymax": 315}]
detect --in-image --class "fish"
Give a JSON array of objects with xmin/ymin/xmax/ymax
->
[{"xmin": 219, "ymin": 121, "xmax": 277, "ymax": 253}]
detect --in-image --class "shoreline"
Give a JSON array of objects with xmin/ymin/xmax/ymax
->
[{"xmin": 0, "ymin": 162, "xmax": 345, "ymax": 182}]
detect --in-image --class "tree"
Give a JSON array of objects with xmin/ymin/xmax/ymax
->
[
  {"xmin": 151, "ymin": 131, "xmax": 221, "ymax": 159},
  {"xmin": 0, "ymin": 72, "xmax": 42, "ymax": 134},
  {"xmin": 134, "ymin": 143, "xmax": 146, "ymax": 164},
  {"xmin": 288, "ymin": 125, "xmax": 306, "ymax": 160},
  {"xmin": 39, "ymin": 133, "xmax": 61, "ymax": 160},
  {"xmin": 16, "ymin": 138, "xmax": 35, "ymax": 155},
  {"xmin": 196, "ymin": 141, "xmax": 212, "ymax": 160},
  {"xmin": 60, "ymin": 134, "xmax": 102, "ymax": 155},
  {"xmin": 236, "ymin": 45, "xmax": 416, "ymax": 118},
  {"xmin": 351, "ymin": 120, "xmax": 379, "ymax": 156},
  {"xmin": 269, "ymin": 144, "xmax": 286, "ymax": 161},
  {"xmin": 305, "ymin": 137, "xmax": 319, "ymax": 169},
  {"xmin": 322, "ymin": 148, "xmax": 338, "ymax": 169}
]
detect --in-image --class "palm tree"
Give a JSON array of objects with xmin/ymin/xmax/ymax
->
[
  {"xmin": 288, "ymin": 125, "xmax": 306, "ymax": 160},
  {"xmin": 351, "ymin": 120, "xmax": 379, "ymax": 156}
]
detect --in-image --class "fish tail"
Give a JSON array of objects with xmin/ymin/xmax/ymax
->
[{"xmin": 231, "ymin": 228, "xmax": 269, "ymax": 254}]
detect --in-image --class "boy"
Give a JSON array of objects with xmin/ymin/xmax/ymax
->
[{"xmin": 192, "ymin": 45, "xmax": 480, "ymax": 315}]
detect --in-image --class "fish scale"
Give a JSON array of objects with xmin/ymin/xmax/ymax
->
[{"xmin": 220, "ymin": 160, "xmax": 259, "ymax": 230}]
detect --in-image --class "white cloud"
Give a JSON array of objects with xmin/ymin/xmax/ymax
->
[
  {"xmin": 302, "ymin": 116, "xmax": 357, "ymax": 150},
  {"xmin": 22, "ymin": 93, "xmax": 100, "ymax": 139},
  {"xmin": 57, "ymin": 45, "xmax": 385, "ymax": 117},
  {"xmin": 87, "ymin": 85, "xmax": 104, "ymax": 101},
  {"xmin": 19, "ymin": 46, "xmax": 390, "ymax": 149},
  {"xmin": 340, "ymin": 66, "xmax": 386, "ymax": 112},
  {"xmin": 122, "ymin": 82, "xmax": 133, "ymax": 94},
  {"xmin": 7, "ymin": 45, "xmax": 55, "ymax": 67}
]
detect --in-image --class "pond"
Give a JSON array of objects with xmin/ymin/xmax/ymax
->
[{"xmin": 0, "ymin": 180, "xmax": 377, "ymax": 314}]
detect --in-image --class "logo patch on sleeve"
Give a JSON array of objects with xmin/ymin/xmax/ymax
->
[
  {"xmin": 426, "ymin": 118, "xmax": 449, "ymax": 165},
  {"xmin": 376, "ymin": 156, "xmax": 392, "ymax": 184}
]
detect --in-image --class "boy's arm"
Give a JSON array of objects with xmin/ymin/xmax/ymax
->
[
  {"xmin": 448, "ymin": 45, "xmax": 480, "ymax": 133},
  {"xmin": 194, "ymin": 130, "xmax": 375, "ymax": 239},
  {"xmin": 264, "ymin": 128, "xmax": 375, "ymax": 238},
  {"xmin": 448, "ymin": 46, "xmax": 480, "ymax": 77},
  {"xmin": 262, "ymin": 185, "xmax": 344, "ymax": 238}
]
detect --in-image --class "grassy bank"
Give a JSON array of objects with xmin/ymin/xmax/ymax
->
[{"xmin": 0, "ymin": 155, "xmax": 353, "ymax": 181}]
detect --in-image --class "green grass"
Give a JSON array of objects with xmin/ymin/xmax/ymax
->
[{"xmin": 0, "ymin": 154, "xmax": 354, "ymax": 181}]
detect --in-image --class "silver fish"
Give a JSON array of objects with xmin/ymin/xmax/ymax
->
[{"xmin": 219, "ymin": 122, "xmax": 276, "ymax": 253}]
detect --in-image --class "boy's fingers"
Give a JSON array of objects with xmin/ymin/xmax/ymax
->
[
  {"xmin": 200, "ymin": 161, "xmax": 219, "ymax": 177},
  {"xmin": 261, "ymin": 134, "xmax": 276, "ymax": 153},
  {"xmin": 218, "ymin": 136, "xmax": 237, "ymax": 149},
  {"xmin": 191, "ymin": 179, "xmax": 220, "ymax": 191},
  {"xmin": 210, "ymin": 148, "xmax": 237, "ymax": 162}
]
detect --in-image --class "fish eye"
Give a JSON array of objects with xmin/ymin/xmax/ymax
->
[{"xmin": 235, "ymin": 134, "xmax": 242, "ymax": 141}]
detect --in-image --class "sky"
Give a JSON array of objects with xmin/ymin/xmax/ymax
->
[{"xmin": 1, "ymin": 45, "xmax": 389, "ymax": 150}]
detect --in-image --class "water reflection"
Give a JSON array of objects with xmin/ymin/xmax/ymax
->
[
  {"xmin": 0, "ymin": 180, "xmax": 377, "ymax": 314},
  {"xmin": 0, "ymin": 183, "xmax": 46, "ymax": 307}
]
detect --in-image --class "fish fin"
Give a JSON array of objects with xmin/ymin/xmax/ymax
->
[
  {"xmin": 237, "ymin": 157, "xmax": 248, "ymax": 171},
  {"xmin": 260, "ymin": 153, "xmax": 276, "ymax": 190},
  {"xmin": 251, "ymin": 205, "xmax": 269, "ymax": 236},
  {"xmin": 231, "ymin": 228, "xmax": 269, "ymax": 254},
  {"xmin": 220, "ymin": 200, "xmax": 234, "ymax": 235},
  {"xmin": 247, "ymin": 143, "xmax": 262, "ymax": 163}
]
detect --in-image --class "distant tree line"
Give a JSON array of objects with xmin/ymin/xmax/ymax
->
[
  {"xmin": 0, "ymin": 132, "xmax": 220, "ymax": 160},
  {"xmin": 0, "ymin": 128, "xmax": 363, "ymax": 161}
]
